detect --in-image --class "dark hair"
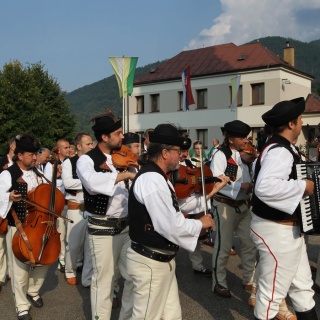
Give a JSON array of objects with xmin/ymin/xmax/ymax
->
[
  {"xmin": 272, "ymin": 118, "xmax": 298, "ymax": 134},
  {"xmin": 74, "ymin": 133, "xmax": 90, "ymax": 147},
  {"xmin": 138, "ymin": 142, "xmax": 171, "ymax": 166}
]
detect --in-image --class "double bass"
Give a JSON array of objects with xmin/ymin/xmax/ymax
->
[{"xmin": 12, "ymin": 154, "xmax": 67, "ymax": 266}]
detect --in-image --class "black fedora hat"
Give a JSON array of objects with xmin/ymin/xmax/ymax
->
[
  {"xmin": 224, "ymin": 120, "xmax": 251, "ymax": 138},
  {"xmin": 149, "ymin": 124, "xmax": 191, "ymax": 149},
  {"xmin": 123, "ymin": 132, "xmax": 144, "ymax": 145},
  {"xmin": 262, "ymin": 97, "xmax": 305, "ymax": 127}
]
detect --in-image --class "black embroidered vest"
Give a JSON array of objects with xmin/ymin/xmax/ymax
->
[
  {"xmin": 82, "ymin": 147, "xmax": 110, "ymax": 215},
  {"xmin": 129, "ymin": 162, "xmax": 179, "ymax": 252},
  {"xmin": 65, "ymin": 155, "xmax": 79, "ymax": 196},
  {"xmin": 6, "ymin": 163, "xmax": 28, "ymax": 226},
  {"xmin": 252, "ymin": 135, "xmax": 301, "ymax": 221}
]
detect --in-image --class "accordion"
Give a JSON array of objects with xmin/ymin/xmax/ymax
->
[{"xmin": 296, "ymin": 163, "xmax": 320, "ymax": 235}]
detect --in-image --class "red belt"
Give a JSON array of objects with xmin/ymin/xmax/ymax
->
[
  {"xmin": 68, "ymin": 200, "xmax": 85, "ymax": 211},
  {"xmin": 271, "ymin": 220, "xmax": 299, "ymax": 226}
]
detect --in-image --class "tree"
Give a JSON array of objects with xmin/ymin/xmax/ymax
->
[{"xmin": 0, "ymin": 61, "xmax": 76, "ymax": 155}]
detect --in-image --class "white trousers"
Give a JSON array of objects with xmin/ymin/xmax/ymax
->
[
  {"xmin": 250, "ymin": 214, "xmax": 315, "ymax": 319},
  {"xmin": 65, "ymin": 209, "xmax": 92, "ymax": 286},
  {"xmin": 188, "ymin": 241, "xmax": 205, "ymax": 271},
  {"xmin": 126, "ymin": 247, "xmax": 182, "ymax": 320},
  {"xmin": 0, "ymin": 233, "xmax": 7, "ymax": 283},
  {"xmin": 6, "ymin": 226, "xmax": 50, "ymax": 313},
  {"xmin": 212, "ymin": 201, "xmax": 256, "ymax": 289},
  {"xmin": 88, "ymin": 226, "xmax": 133, "ymax": 320},
  {"xmin": 57, "ymin": 205, "xmax": 68, "ymax": 266}
]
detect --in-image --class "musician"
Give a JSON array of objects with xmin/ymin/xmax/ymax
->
[
  {"xmin": 0, "ymin": 134, "xmax": 16, "ymax": 291},
  {"xmin": 127, "ymin": 123, "xmax": 214, "ymax": 319},
  {"xmin": 143, "ymin": 128, "xmax": 154, "ymax": 152},
  {"xmin": 176, "ymin": 147, "xmax": 229, "ymax": 276},
  {"xmin": 0, "ymin": 133, "xmax": 49, "ymax": 320},
  {"xmin": 123, "ymin": 132, "xmax": 143, "ymax": 157},
  {"xmin": 210, "ymin": 120, "xmax": 256, "ymax": 298},
  {"xmin": 62, "ymin": 133, "xmax": 93, "ymax": 287},
  {"xmin": 250, "ymin": 97, "xmax": 317, "ymax": 320},
  {"xmin": 44, "ymin": 138, "xmax": 70, "ymax": 273},
  {"xmin": 36, "ymin": 148, "xmax": 51, "ymax": 173},
  {"xmin": 76, "ymin": 111, "xmax": 136, "ymax": 320}
]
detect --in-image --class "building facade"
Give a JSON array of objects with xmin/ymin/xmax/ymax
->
[{"xmin": 128, "ymin": 42, "xmax": 316, "ymax": 152}]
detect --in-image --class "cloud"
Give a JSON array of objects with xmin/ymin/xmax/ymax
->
[{"xmin": 185, "ymin": 0, "xmax": 320, "ymax": 49}]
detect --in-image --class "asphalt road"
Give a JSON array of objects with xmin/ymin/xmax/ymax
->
[{"xmin": 1, "ymin": 234, "xmax": 320, "ymax": 320}]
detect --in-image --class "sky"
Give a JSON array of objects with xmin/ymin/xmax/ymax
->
[{"xmin": 1, "ymin": 0, "xmax": 319, "ymax": 93}]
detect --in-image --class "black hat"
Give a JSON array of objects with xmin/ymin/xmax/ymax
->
[
  {"xmin": 149, "ymin": 124, "xmax": 191, "ymax": 149},
  {"xmin": 123, "ymin": 132, "xmax": 143, "ymax": 145},
  {"xmin": 92, "ymin": 116, "xmax": 122, "ymax": 136},
  {"xmin": 15, "ymin": 134, "xmax": 41, "ymax": 153},
  {"xmin": 224, "ymin": 120, "xmax": 251, "ymax": 138},
  {"xmin": 262, "ymin": 97, "xmax": 305, "ymax": 127}
]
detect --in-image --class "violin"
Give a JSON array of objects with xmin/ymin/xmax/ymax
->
[
  {"xmin": 172, "ymin": 165, "xmax": 221, "ymax": 200},
  {"xmin": 112, "ymin": 145, "xmax": 139, "ymax": 170}
]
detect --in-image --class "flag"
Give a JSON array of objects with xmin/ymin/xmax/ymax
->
[
  {"xmin": 230, "ymin": 75, "xmax": 241, "ymax": 110},
  {"xmin": 181, "ymin": 66, "xmax": 195, "ymax": 111},
  {"xmin": 109, "ymin": 56, "xmax": 138, "ymax": 98}
]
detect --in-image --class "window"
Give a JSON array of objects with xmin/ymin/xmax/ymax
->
[
  {"xmin": 229, "ymin": 85, "xmax": 243, "ymax": 107},
  {"xmin": 136, "ymin": 96, "xmax": 144, "ymax": 113},
  {"xmin": 251, "ymin": 83, "xmax": 265, "ymax": 105},
  {"xmin": 196, "ymin": 129, "xmax": 208, "ymax": 149},
  {"xmin": 150, "ymin": 94, "xmax": 159, "ymax": 112},
  {"xmin": 196, "ymin": 89, "xmax": 207, "ymax": 109},
  {"xmin": 178, "ymin": 91, "xmax": 183, "ymax": 111}
]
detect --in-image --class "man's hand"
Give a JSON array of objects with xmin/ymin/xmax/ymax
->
[
  {"xmin": 199, "ymin": 214, "xmax": 214, "ymax": 230},
  {"xmin": 9, "ymin": 190, "xmax": 22, "ymax": 202},
  {"xmin": 304, "ymin": 179, "xmax": 314, "ymax": 197}
]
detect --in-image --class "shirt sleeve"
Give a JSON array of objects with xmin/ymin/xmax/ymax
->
[
  {"xmin": 254, "ymin": 146, "xmax": 306, "ymax": 214},
  {"xmin": 62, "ymin": 158, "xmax": 82, "ymax": 190},
  {"xmin": 0, "ymin": 171, "xmax": 13, "ymax": 218},
  {"xmin": 76, "ymin": 154, "xmax": 118, "ymax": 196},
  {"xmin": 133, "ymin": 172, "xmax": 202, "ymax": 252}
]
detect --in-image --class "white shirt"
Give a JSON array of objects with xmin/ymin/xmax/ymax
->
[
  {"xmin": 76, "ymin": 153, "xmax": 128, "ymax": 218},
  {"xmin": 253, "ymin": 143, "xmax": 306, "ymax": 215},
  {"xmin": 0, "ymin": 168, "xmax": 39, "ymax": 219},
  {"xmin": 44, "ymin": 161, "xmax": 65, "ymax": 195},
  {"xmin": 133, "ymin": 171, "xmax": 202, "ymax": 252},
  {"xmin": 61, "ymin": 158, "xmax": 83, "ymax": 203},
  {"xmin": 210, "ymin": 148, "xmax": 251, "ymax": 200}
]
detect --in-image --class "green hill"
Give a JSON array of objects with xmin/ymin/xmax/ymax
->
[{"xmin": 67, "ymin": 36, "xmax": 320, "ymax": 133}]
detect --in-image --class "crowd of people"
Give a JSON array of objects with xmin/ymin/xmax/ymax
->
[{"xmin": 0, "ymin": 98, "xmax": 319, "ymax": 320}]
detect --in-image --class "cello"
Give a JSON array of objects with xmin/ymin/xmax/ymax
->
[{"xmin": 12, "ymin": 153, "xmax": 66, "ymax": 266}]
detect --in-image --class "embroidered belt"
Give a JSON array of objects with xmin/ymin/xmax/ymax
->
[
  {"xmin": 68, "ymin": 200, "xmax": 85, "ymax": 211},
  {"xmin": 213, "ymin": 195, "xmax": 247, "ymax": 208},
  {"xmin": 271, "ymin": 220, "xmax": 299, "ymax": 226},
  {"xmin": 131, "ymin": 242, "xmax": 176, "ymax": 263}
]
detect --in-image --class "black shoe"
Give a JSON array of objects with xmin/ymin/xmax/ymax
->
[
  {"xmin": 213, "ymin": 284, "xmax": 231, "ymax": 298},
  {"xmin": 17, "ymin": 311, "xmax": 32, "ymax": 320},
  {"xmin": 59, "ymin": 265, "xmax": 65, "ymax": 273},
  {"xmin": 193, "ymin": 268, "xmax": 212, "ymax": 277},
  {"xmin": 76, "ymin": 265, "xmax": 83, "ymax": 273},
  {"xmin": 26, "ymin": 294, "xmax": 43, "ymax": 308}
]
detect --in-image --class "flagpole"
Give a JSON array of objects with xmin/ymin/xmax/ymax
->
[
  {"xmin": 122, "ymin": 98, "xmax": 126, "ymax": 132},
  {"xmin": 127, "ymin": 94, "xmax": 130, "ymax": 133}
]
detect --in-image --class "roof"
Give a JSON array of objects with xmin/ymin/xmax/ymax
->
[
  {"xmin": 305, "ymin": 93, "xmax": 320, "ymax": 113},
  {"xmin": 135, "ymin": 42, "xmax": 313, "ymax": 85}
]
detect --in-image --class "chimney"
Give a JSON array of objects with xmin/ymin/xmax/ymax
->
[{"xmin": 283, "ymin": 41, "xmax": 295, "ymax": 66}]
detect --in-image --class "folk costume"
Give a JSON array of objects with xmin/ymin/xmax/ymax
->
[
  {"xmin": 177, "ymin": 158, "xmax": 212, "ymax": 276},
  {"xmin": 210, "ymin": 120, "xmax": 256, "ymax": 297},
  {"xmin": 62, "ymin": 155, "xmax": 92, "ymax": 287},
  {"xmin": 76, "ymin": 116, "xmax": 133, "ymax": 320},
  {"xmin": 250, "ymin": 98, "xmax": 317, "ymax": 320},
  {"xmin": 127, "ymin": 124, "xmax": 204, "ymax": 319},
  {"xmin": 0, "ymin": 135, "xmax": 48, "ymax": 320}
]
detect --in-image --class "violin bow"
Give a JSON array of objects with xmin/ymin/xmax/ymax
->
[
  {"xmin": 199, "ymin": 147, "xmax": 214, "ymax": 242},
  {"xmin": 20, "ymin": 197, "xmax": 74, "ymax": 223}
]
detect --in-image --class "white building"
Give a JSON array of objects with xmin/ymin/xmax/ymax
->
[{"xmin": 128, "ymin": 41, "xmax": 318, "ymax": 152}]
